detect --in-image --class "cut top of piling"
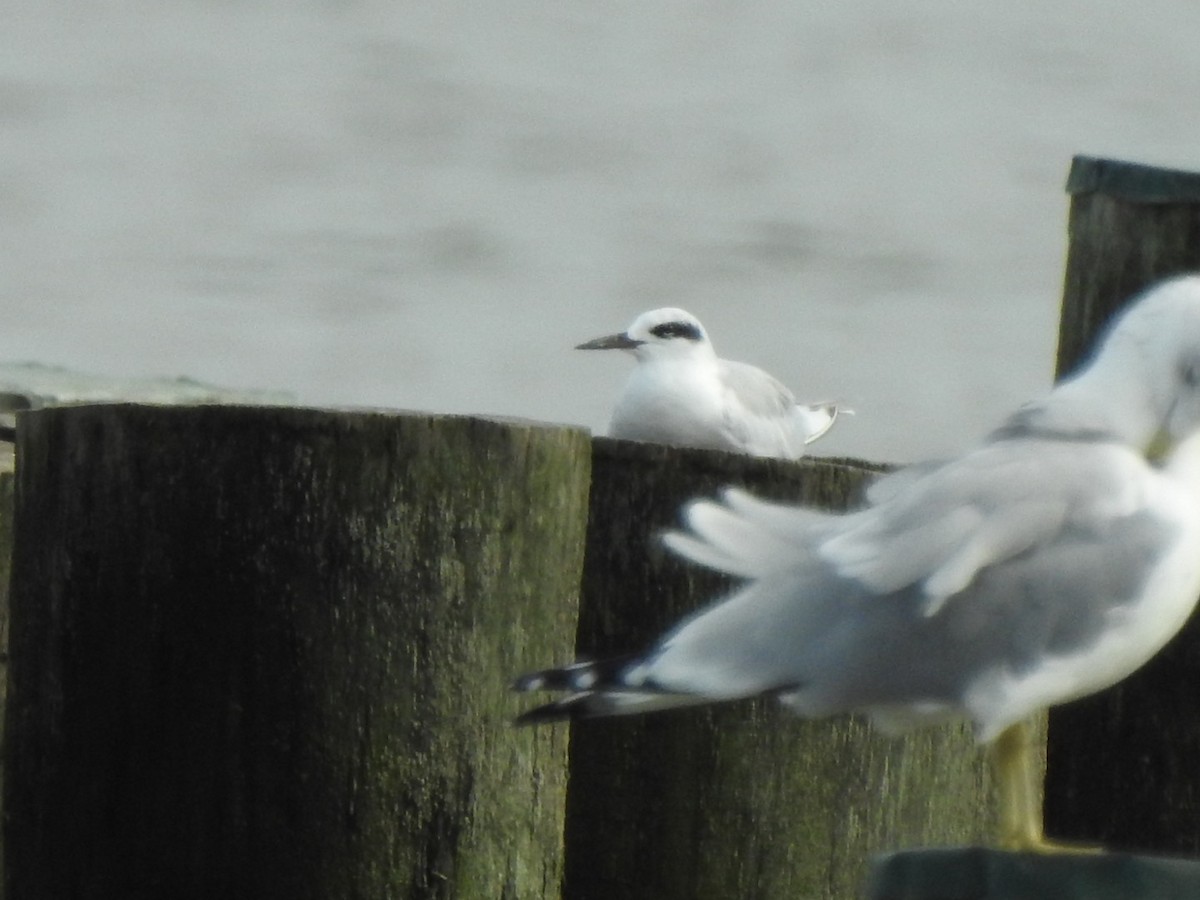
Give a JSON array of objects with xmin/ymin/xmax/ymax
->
[{"xmin": 1067, "ymin": 155, "xmax": 1200, "ymax": 204}]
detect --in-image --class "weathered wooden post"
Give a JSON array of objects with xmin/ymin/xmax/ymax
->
[
  {"xmin": 1044, "ymin": 155, "xmax": 1200, "ymax": 854},
  {"xmin": 560, "ymin": 439, "xmax": 994, "ymax": 900},
  {"xmin": 4, "ymin": 404, "xmax": 591, "ymax": 899},
  {"xmin": 1056, "ymin": 155, "xmax": 1200, "ymax": 374},
  {"xmin": 0, "ymin": 468, "xmax": 14, "ymax": 899}
]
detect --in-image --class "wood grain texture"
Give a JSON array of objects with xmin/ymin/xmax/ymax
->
[
  {"xmin": 4, "ymin": 404, "xmax": 591, "ymax": 900},
  {"xmin": 562, "ymin": 438, "xmax": 999, "ymax": 900}
]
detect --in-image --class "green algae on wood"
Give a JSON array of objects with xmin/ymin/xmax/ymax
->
[
  {"xmin": 5, "ymin": 404, "xmax": 591, "ymax": 899},
  {"xmin": 563, "ymin": 438, "xmax": 997, "ymax": 900}
]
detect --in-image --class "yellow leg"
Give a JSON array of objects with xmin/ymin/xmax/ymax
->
[{"xmin": 990, "ymin": 720, "xmax": 1100, "ymax": 854}]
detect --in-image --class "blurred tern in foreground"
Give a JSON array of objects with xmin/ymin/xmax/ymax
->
[
  {"xmin": 520, "ymin": 276, "xmax": 1200, "ymax": 852},
  {"xmin": 577, "ymin": 308, "xmax": 841, "ymax": 458}
]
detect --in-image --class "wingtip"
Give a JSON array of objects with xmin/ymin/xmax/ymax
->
[
  {"xmin": 798, "ymin": 402, "xmax": 844, "ymax": 445},
  {"xmin": 512, "ymin": 671, "xmax": 547, "ymax": 692},
  {"xmin": 513, "ymin": 698, "xmax": 585, "ymax": 727}
]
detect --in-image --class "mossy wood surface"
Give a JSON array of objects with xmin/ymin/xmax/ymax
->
[
  {"xmin": 1046, "ymin": 156, "xmax": 1200, "ymax": 854},
  {"xmin": 4, "ymin": 404, "xmax": 591, "ymax": 900},
  {"xmin": 562, "ymin": 439, "xmax": 998, "ymax": 900}
]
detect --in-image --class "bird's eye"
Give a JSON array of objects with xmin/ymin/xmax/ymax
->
[{"xmin": 650, "ymin": 321, "xmax": 702, "ymax": 341}]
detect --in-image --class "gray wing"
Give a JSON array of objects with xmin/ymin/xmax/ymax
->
[
  {"xmin": 647, "ymin": 437, "xmax": 1167, "ymax": 705},
  {"xmin": 816, "ymin": 436, "xmax": 1148, "ymax": 613},
  {"xmin": 715, "ymin": 360, "xmax": 830, "ymax": 456},
  {"xmin": 717, "ymin": 360, "xmax": 795, "ymax": 417},
  {"xmin": 667, "ymin": 437, "xmax": 1142, "ymax": 592},
  {"xmin": 646, "ymin": 504, "xmax": 1172, "ymax": 714}
]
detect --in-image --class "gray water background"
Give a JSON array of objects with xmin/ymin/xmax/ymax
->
[{"xmin": 4, "ymin": 1, "xmax": 1200, "ymax": 463}]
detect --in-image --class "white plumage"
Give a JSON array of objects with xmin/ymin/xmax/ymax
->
[{"xmin": 577, "ymin": 307, "xmax": 840, "ymax": 458}]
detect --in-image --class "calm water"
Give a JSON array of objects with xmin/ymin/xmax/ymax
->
[{"xmin": 4, "ymin": 0, "xmax": 1200, "ymax": 462}]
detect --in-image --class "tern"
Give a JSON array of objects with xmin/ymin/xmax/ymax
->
[{"xmin": 577, "ymin": 308, "xmax": 841, "ymax": 459}]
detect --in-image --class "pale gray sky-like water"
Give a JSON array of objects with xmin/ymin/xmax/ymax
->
[{"xmin": 4, "ymin": 1, "xmax": 1200, "ymax": 462}]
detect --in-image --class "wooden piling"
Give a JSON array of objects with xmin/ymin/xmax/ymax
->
[
  {"xmin": 1045, "ymin": 155, "xmax": 1200, "ymax": 854},
  {"xmin": 1056, "ymin": 154, "xmax": 1200, "ymax": 374},
  {"xmin": 4, "ymin": 404, "xmax": 592, "ymax": 899},
  {"xmin": 562, "ymin": 440, "xmax": 995, "ymax": 900},
  {"xmin": 0, "ymin": 469, "xmax": 13, "ymax": 898}
]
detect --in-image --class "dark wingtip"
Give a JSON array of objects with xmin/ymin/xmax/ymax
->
[
  {"xmin": 511, "ymin": 653, "xmax": 650, "ymax": 725},
  {"xmin": 512, "ymin": 672, "xmax": 541, "ymax": 692},
  {"xmin": 513, "ymin": 700, "xmax": 581, "ymax": 727},
  {"xmin": 512, "ymin": 654, "xmax": 644, "ymax": 694},
  {"xmin": 511, "ymin": 665, "xmax": 580, "ymax": 693}
]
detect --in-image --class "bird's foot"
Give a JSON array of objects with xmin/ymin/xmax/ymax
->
[{"xmin": 996, "ymin": 828, "xmax": 1104, "ymax": 855}]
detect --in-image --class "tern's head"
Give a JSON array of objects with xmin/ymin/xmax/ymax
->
[{"xmin": 576, "ymin": 308, "xmax": 715, "ymax": 362}]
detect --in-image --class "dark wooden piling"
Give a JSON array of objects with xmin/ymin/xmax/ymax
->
[
  {"xmin": 1044, "ymin": 156, "xmax": 1200, "ymax": 854},
  {"xmin": 562, "ymin": 439, "xmax": 995, "ymax": 900},
  {"xmin": 4, "ymin": 404, "xmax": 592, "ymax": 900},
  {"xmin": 1056, "ymin": 154, "xmax": 1200, "ymax": 374},
  {"xmin": 0, "ymin": 469, "xmax": 13, "ymax": 898}
]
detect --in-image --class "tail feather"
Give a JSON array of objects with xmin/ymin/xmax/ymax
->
[{"xmin": 662, "ymin": 487, "xmax": 831, "ymax": 578}]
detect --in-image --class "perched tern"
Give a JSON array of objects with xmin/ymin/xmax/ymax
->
[
  {"xmin": 520, "ymin": 276, "xmax": 1200, "ymax": 852},
  {"xmin": 577, "ymin": 308, "xmax": 840, "ymax": 459}
]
